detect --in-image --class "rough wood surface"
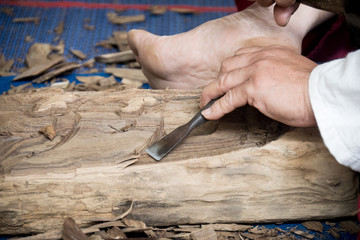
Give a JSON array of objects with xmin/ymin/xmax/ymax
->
[{"xmin": 0, "ymin": 88, "xmax": 357, "ymax": 235}]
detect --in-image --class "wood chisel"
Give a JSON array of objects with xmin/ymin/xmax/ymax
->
[{"xmin": 146, "ymin": 99, "xmax": 217, "ymax": 161}]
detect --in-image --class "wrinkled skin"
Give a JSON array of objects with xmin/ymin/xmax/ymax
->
[{"xmin": 200, "ymin": 45, "xmax": 318, "ymax": 127}]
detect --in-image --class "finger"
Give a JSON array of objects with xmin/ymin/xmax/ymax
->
[
  {"xmin": 219, "ymin": 51, "xmax": 256, "ymax": 77},
  {"xmin": 202, "ymin": 84, "xmax": 249, "ymax": 120},
  {"xmin": 273, "ymin": 3, "xmax": 300, "ymax": 26},
  {"xmin": 200, "ymin": 65, "xmax": 253, "ymax": 107},
  {"xmin": 256, "ymin": 0, "xmax": 275, "ymax": 7}
]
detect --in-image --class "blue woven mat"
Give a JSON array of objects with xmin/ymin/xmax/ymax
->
[{"xmin": 0, "ymin": 0, "xmax": 236, "ymax": 94}]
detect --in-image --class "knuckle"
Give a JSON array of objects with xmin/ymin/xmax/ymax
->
[
  {"xmin": 218, "ymin": 73, "xmax": 229, "ymax": 93},
  {"xmin": 220, "ymin": 58, "xmax": 232, "ymax": 73}
]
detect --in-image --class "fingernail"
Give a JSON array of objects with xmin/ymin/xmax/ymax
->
[{"xmin": 201, "ymin": 108, "xmax": 212, "ymax": 118}]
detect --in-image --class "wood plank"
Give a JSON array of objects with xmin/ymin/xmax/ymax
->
[{"xmin": 0, "ymin": 88, "xmax": 357, "ymax": 235}]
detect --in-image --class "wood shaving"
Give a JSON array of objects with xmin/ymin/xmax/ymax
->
[
  {"xmin": 13, "ymin": 17, "xmax": 40, "ymax": 25},
  {"xmin": 54, "ymin": 21, "xmax": 64, "ymax": 35},
  {"xmin": 70, "ymin": 49, "xmax": 87, "ymax": 60},
  {"xmin": 170, "ymin": 7, "xmax": 199, "ymax": 14},
  {"xmin": 107, "ymin": 12, "xmax": 145, "ymax": 25},
  {"xmin": 149, "ymin": 5, "xmax": 167, "ymax": 15}
]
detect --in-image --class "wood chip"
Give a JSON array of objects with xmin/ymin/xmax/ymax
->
[
  {"xmin": 0, "ymin": 54, "xmax": 14, "ymax": 76},
  {"xmin": 62, "ymin": 217, "xmax": 89, "ymax": 240},
  {"xmin": 54, "ymin": 21, "xmax": 64, "ymax": 35},
  {"xmin": 339, "ymin": 220, "xmax": 360, "ymax": 234},
  {"xmin": 82, "ymin": 58, "xmax": 95, "ymax": 68},
  {"xmin": 328, "ymin": 228, "xmax": 341, "ymax": 238},
  {"xmin": 70, "ymin": 49, "xmax": 87, "ymax": 60},
  {"xmin": 13, "ymin": 17, "xmax": 40, "ymax": 25},
  {"xmin": 113, "ymin": 31, "xmax": 129, "ymax": 51},
  {"xmin": 25, "ymin": 43, "xmax": 53, "ymax": 68},
  {"xmin": 51, "ymin": 80, "xmax": 69, "ymax": 89},
  {"xmin": 127, "ymin": 61, "xmax": 141, "ymax": 69},
  {"xmin": 95, "ymin": 50, "xmax": 135, "ymax": 63},
  {"xmin": 291, "ymin": 229, "xmax": 314, "ymax": 239},
  {"xmin": 302, "ymin": 221, "xmax": 323, "ymax": 233},
  {"xmin": 170, "ymin": 7, "xmax": 199, "ymax": 14},
  {"xmin": 39, "ymin": 125, "xmax": 56, "ymax": 140},
  {"xmin": 84, "ymin": 23, "xmax": 95, "ymax": 31},
  {"xmin": 99, "ymin": 75, "xmax": 117, "ymax": 87},
  {"xmin": 76, "ymin": 75, "xmax": 104, "ymax": 85},
  {"xmin": 107, "ymin": 12, "xmax": 145, "ymax": 24},
  {"xmin": 105, "ymin": 67, "xmax": 148, "ymax": 83},
  {"xmin": 106, "ymin": 226, "xmax": 127, "ymax": 239},
  {"xmin": 13, "ymin": 56, "xmax": 65, "ymax": 81},
  {"xmin": 191, "ymin": 225, "xmax": 217, "ymax": 240},
  {"xmin": 6, "ymin": 82, "xmax": 33, "ymax": 95},
  {"xmin": 25, "ymin": 35, "xmax": 34, "ymax": 43},
  {"xmin": 52, "ymin": 40, "xmax": 65, "ymax": 55},
  {"xmin": 150, "ymin": 5, "xmax": 167, "ymax": 15},
  {"xmin": 123, "ymin": 218, "xmax": 147, "ymax": 229},
  {"xmin": 32, "ymin": 62, "xmax": 81, "ymax": 83},
  {"xmin": 1, "ymin": 7, "xmax": 14, "ymax": 16}
]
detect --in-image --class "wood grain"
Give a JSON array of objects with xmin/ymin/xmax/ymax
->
[{"xmin": 0, "ymin": 88, "xmax": 357, "ymax": 235}]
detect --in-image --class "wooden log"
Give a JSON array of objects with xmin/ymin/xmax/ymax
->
[{"xmin": 0, "ymin": 88, "xmax": 357, "ymax": 235}]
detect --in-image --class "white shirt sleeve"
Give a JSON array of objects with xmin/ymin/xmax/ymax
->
[{"xmin": 309, "ymin": 50, "xmax": 360, "ymax": 171}]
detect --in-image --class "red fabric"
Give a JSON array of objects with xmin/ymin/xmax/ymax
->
[
  {"xmin": 234, "ymin": 0, "xmax": 358, "ymax": 62},
  {"xmin": 235, "ymin": 0, "xmax": 254, "ymax": 11}
]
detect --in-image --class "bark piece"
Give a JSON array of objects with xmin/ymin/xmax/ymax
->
[
  {"xmin": 0, "ymin": 89, "xmax": 357, "ymax": 235},
  {"xmin": 107, "ymin": 12, "xmax": 145, "ymax": 25}
]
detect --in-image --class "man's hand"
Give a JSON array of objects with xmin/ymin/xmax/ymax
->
[
  {"xmin": 200, "ymin": 45, "xmax": 317, "ymax": 127},
  {"xmin": 256, "ymin": 0, "xmax": 300, "ymax": 26}
]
